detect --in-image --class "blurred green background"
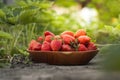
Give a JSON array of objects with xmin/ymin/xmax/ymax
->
[{"xmin": 0, "ymin": 0, "xmax": 120, "ymax": 69}]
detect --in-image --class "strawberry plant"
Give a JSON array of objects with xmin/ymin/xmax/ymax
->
[{"xmin": 0, "ymin": 31, "xmax": 13, "ymax": 68}]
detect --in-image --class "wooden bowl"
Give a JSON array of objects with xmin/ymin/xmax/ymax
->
[{"xmin": 27, "ymin": 50, "xmax": 99, "ymax": 65}]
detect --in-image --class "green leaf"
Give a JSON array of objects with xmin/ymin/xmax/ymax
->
[
  {"xmin": 0, "ymin": 48, "xmax": 5, "ymax": 57},
  {"xmin": 10, "ymin": 47, "xmax": 28, "ymax": 56},
  {"xmin": 16, "ymin": 1, "xmax": 28, "ymax": 7},
  {"xmin": 104, "ymin": 25, "xmax": 113, "ymax": 32},
  {"xmin": 13, "ymin": 7, "xmax": 23, "ymax": 16},
  {"xmin": 55, "ymin": 0, "xmax": 77, "ymax": 7},
  {"xmin": 18, "ymin": 10, "xmax": 37, "ymax": 24},
  {"xmin": 0, "ymin": 9, "xmax": 6, "ymax": 19},
  {"xmin": 0, "ymin": 31, "xmax": 13, "ymax": 39},
  {"xmin": 7, "ymin": 17, "xmax": 17, "ymax": 25},
  {"xmin": 100, "ymin": 44, "xmax": 120, "ymax": 71},
  {"xmin": 116, "ymin": 24, "xmax": 120, "ymax": 29}
]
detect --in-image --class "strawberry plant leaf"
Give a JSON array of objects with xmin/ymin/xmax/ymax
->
[{"xmin": 0, "ymin": 31, "xmax": 13, "ymax": 39}]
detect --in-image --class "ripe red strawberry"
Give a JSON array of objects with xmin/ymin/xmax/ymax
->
[
  {"xmin": 61, "ymin": 34, "xmax": 75, "ymax": 44},
  {"xmin": 78, "ymin": 35, "xmax": 91, "ymax": 44},
  {"xmin": 78, "ymin": 44, "xmax": 88, "ymax": 51},
  {"xmin": 45, "ymin": 35, "xmax": 53, "ymax": 43},
  {"xmin": 41, "ymin": 41, "xmax": 51, "ymax": 51},
  {"xmin": 51, "ymin": 39, "xmax": 62, "ymax": 51},
  {"xmin": 75, "ymin": 29, "xmax": 86, "ymax": 38},
  {"xmin": 61, "ymin": 44, "xmax": 73, "ymax": 51},
  {"xmin": 28, "ymin": 40, "xmax": 36, "ymax": 50},
  {"xmin": 61, "ymin": 31, "xmax": 74, "ymax": 37},
  {"xmin": 44, "ymin": 31, "xmax": 55, "ymax": 37},
  {"xmin": 32, "ymin": 43, "xmax": 42, "ymax": 51},
  {"xmin": 28, "ymin": 40, "xmax": 41, "ymax": 51},
  {"xmin": 37, "ymin": 36, "xmax": 43, "ymax": 42},
  {"xmin": 87, "ymin": 42, "xmax": 97, "ymax": 50}
]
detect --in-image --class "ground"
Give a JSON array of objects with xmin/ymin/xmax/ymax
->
[{"xmin": 0, "ymin": 54, "xmax": 120, "ymax": 80}]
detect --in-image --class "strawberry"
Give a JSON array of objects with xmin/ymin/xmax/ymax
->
[
  {"xmin": 32, "ymin": 43, "xmax": 42, "ymax": 51},
  {"xmin": 28, "ymin": 40, "xmax": 36, "ymax": 50},
  {"xmin": 61, "ymin": 34, "xmax": 75, "ymax": 44},
  {"xmin": 61, "ymin": 31, "xmax": 74, "ymax": 37},
  {"xmin": 75, "ymin": 29, "xmax": 86, "ymax": 38},
  {"xmin": 28, "ymin": 40, "xmax": 41, "ymax": 51},
  {"xmin": 37, "ymin": 36, "xmax": 43, "ymax": 43},
  {"xmin": 45, "ymin": 35, "xmax": 53, "ymax": 43},
  {"xmin": 51, "ymin": 39, "xmax": 62, "ymax": 51},
  {"xmin": 87, "ymin": 42, "xmax": 97, "ymax": 50},
  {"xmin": 61, "ymin": 44, "xmax": 73, "ymax": 51},
  {"xmin": 78, "ymin": 35, "xmax": 91, "ymax": 44},
  {"xmin": 44, "ymin": 31, "xmax": 55, "ymax": 37},
  {"xmin": 41, "ymin": 41, "xmax": 51, "ymax": 51},
  {"xmin": 78, "ymin": 44, "xmax": 88, "ymax": 51}
]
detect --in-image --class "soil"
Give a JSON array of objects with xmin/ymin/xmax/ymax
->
[{"xmin": 0, "ymin": 54, "xmax": 120, "ymax": 80}]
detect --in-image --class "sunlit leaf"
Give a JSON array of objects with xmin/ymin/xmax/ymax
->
[{"xmin": 0, "ymin": 31, "xmax": 13, "ymax": 39}]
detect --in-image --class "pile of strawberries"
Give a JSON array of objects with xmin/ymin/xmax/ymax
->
[{"xmin": 28, "ymin": 29, "xmax": 97, "ymax": 51}]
